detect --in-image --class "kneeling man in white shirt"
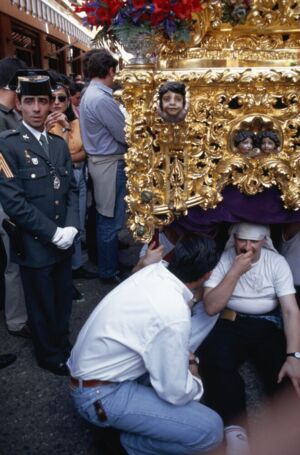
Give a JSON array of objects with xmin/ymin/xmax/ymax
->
[{"xmin": 68, "ymin": 234, "xmax": 223, "ymax": 455}]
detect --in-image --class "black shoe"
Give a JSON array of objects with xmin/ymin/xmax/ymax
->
[
  {"xmin": 8, "ymin": 323, "xmax": 32, "ymax": 339},
  {"xmin": 99, "ymin": 271, "xmax": 130, "ymax": 286},
  {"xmin": 72, "ymin": 284, "xmax": 85, "ymax": 303},
  {"xmin": 0, "ymin": 353, "xmax": 17, "ymax": 369},
  {"xmin": 38, "ymin": 361, "xmax": 70, "ymax": 376},
  {"xmin": 72, "ymin": 266, "xmax": 98, "ymax": 280}
]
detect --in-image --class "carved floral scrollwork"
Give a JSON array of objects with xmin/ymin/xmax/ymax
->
[{"xmin": 119, "ymin": 38, "xmax": 300, "ymax": 241}]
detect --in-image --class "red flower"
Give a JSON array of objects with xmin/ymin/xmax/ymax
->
[
  {"xmin": 152, "ymin": 0, "xmax": 170, "ymax": 14},
  {"xmin": 95, "ymin": 6, "xmax": 113, "ymax": 25},
  {"xmin": 132, "ymin": 0, "xmax": 147, "ymax": 9},
  {"xmin": 109, "ymin": 0, "xmax": 123, "ymax": 16}
]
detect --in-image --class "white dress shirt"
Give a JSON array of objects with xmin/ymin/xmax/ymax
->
[
  {"xmin": 22, "ymin": 120, "xmax": 48, "ymax": 145},
  {"xmin": 68, "ymin": 262, "xmax": 203, "ymax": 405}
]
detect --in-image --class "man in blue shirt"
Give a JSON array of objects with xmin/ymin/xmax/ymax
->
[{"xmin": 80, "ymin": 50, "xmax": 127, "ymax": 284}]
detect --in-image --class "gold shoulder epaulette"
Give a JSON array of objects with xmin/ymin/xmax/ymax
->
[{"xmin": 0, "ymin": 153, "xmax": 14, "ymax": 178}]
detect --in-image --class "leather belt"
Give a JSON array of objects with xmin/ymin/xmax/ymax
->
[
  {"xmin": 221, "ymin": 309, "xmax": 238, "ymax": 321},
  {"xmin": 70, "ymin": 377, "xmax": 112, "ymax": 388}
]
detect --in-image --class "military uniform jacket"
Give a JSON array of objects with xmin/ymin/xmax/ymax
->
[{"xmin": 0, "ymin": 124, "xmax": 79, "ymax": 268}]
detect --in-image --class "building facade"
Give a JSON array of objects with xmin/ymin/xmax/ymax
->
[{"xmin": 0, "ymin": 0, "xmax": 93, "ymax": 76}]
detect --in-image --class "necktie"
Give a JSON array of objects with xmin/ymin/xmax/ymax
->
[{"xmin": 39, "ymin": 134, "xmax": 49, "ymax": 157}]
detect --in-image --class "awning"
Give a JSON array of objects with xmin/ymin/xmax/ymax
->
[{"xmin": 10, "ymin": 0, "xmax": 92, "ymax": 47}]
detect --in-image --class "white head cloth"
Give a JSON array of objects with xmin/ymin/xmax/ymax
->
[{"xmin": 225, "ymin": 222, "xmax": 277, "ymax": 252}]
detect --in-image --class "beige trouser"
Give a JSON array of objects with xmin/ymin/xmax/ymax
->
[{"xmin": 0, "ymin": 205, "xmax": 27, "ymax": 331}]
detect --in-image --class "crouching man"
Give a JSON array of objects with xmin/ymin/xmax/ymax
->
[{"xmin": 68, "ymin": 234, "xmax": 223, "ymax": 455}]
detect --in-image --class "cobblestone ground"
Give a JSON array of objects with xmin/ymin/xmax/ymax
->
[
  {"xmin": 0, "ymin": 231, "xmax": 140, "ymax": 455},
  {"xmin": 0, "ymin": 232, "xmax": 263, "ymax": 455}
]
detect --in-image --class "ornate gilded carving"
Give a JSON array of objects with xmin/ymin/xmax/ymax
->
[
  {"xmin": 119, "ymin": 1, "xmax": 300, "ymax": 241},
  {"xmin": 119, "ymin": 65, "xmax": 300, "ymax": 241}
]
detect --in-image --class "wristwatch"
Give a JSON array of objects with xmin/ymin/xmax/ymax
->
[
  {"xmin": 286, "ymin": 352, "xmax": 300, "ymax": 359},
  {"xmin": 189, "ymin": 356, "xmax": 200, "ymax": 366},
  {"xmin": 62, "ymin": 126, "xmax": 71, "ymax": 133}
]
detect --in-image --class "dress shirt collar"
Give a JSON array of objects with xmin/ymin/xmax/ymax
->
[
  {"xmin": 22, "ymin": 120, "xmax": 48, "ymax": 143},
  {"xmin": 161, "ymin": 262, "xmax": 194, "ymax": 304},
  {"xmin": 90, "ymin": 79, "xmax": 113, "ymax": 96}
]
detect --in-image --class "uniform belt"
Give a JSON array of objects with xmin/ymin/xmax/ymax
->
[
  {"xmin": 220, "ymin": 307, "xmax": 279, "ymax": 321},
  {"xmin": 70, "ymin": 377, "xmax": 112, "ymax": 388}
]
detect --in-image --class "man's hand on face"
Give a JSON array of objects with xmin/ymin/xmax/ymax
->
[{"xmin": 231, "ymin": 250, "xmax": 254, "ymax": 277}]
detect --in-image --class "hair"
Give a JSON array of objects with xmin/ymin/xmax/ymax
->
[
  {"xmin": 51, "ymin": 84, "xmax": 76, "ymax": 122},
  {"xmin": 168, "ymin": 234, "xmax": 219, "ymax": 283},
  {"xmin": 0, "ymin": 57, "xmax": 27, "ymax": 88},
  {"xmin": 47, "ymin": 70, "xmax": 71, "ymax": 88},
  {"xmin": 158, "ymin": 81, "xmax": 186, "ymax": 110},
  {"xmin": 88, "ymin": 49, "xmax": 118, "ymax": 79},
  {"xmin": 257, "ymin": 130, "xmax": 280, "ymax": 148},
  {"xmin": 233, "ymin": 130, "xmax": 256, "ymax": 147},
  {"xmin": 69, "ymin": 82, "xmax": 83, "ymax": 96},
  {"xmin": 82, "ymin": 49, "xmax": 103, "ymax": 79}
]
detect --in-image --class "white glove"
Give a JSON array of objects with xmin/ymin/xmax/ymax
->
[
  {"xmin": 54, "ymin": 227, "xmax": 78, "ymax": 250},
  {"xmin": 51, "ymin": 227, "xmax": 64, "ymax": 245}
]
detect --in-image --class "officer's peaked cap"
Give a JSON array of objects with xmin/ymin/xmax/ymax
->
[{"xmin": 8, "ymin": 69, "xmax": 55, "ymax": 95}]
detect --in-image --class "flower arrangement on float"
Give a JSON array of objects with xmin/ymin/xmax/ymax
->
[{"xmin": 73, "ymin": 0, "xmax": 206, "ymax": 46}]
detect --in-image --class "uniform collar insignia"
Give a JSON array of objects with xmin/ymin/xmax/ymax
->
[{"xmin": 22, "ymin": 134, "xmax": 30, "ymax": 140}]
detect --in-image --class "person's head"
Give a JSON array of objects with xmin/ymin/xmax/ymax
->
[
  {"xmin": 15, "ymin": 74, "xmax": 52, "ymax": 131},
  {"xmin": 234, "ymin": 130, "xmax": 255, "ymax": 155},
  {"xmin": 69, "ymin": 82, "xmax": 83, "ymax": 107},
  {"xmin": 257, "ymin": 131, "xmax": 280, "ymax": 154},
  {"xmin": 87, "ymin": 49, "xmax": 118, "ymax": 87},
  {"xmin": 82, "ymin": 49, "xmax": 102, "ymax": 80},
  {"xmin": 168, "ymin": 234, "xmax": 219, "ymax": 290},
  {"xmin": 234, "ymin": 223, "xmax": 269, "ymax": 262},
  {"xmin": 50, "ymin": 83, "xmax": 76, "ymax": 121},
  {"xmin": 159, "ymin": 82, "xmax": 186, "ymax": 117},
  {"xmin": 0, "ymin": 57, "xmax": 27, "ymax": 107},
  {"xmin": 74, "ymin": 74, "xmax": 83, "ymax": 83}
]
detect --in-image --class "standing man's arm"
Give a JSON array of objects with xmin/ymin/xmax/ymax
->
[
  {"xmin": 95, "ymin": 96, "xmax": 127, "ymax": 145},
  {"xmin": 204, "ymin": 250, "xmax": 253, "ymax": 315},
  {"xmin": 0, "ymin": 140, "xmax": 57, "ymax": 243},
  {"xmin": 278, "ymin": 294, "xmax": 300, "ymax": 396},
  {"xmin": 60, "ymin": 140, "xmax": 80, "ymax": 230}
]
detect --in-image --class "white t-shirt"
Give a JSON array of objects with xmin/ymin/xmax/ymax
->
[
  {"xmin": 68, "ymin": 262, "xmax": 203, "ymax": 405},
  {"xmin": 280, "ymin": 231, "xmax": 300, "ymax": 285},
  {"xmin": 205, "ymin": 247, "xmax": 295, "ymax": 314}
]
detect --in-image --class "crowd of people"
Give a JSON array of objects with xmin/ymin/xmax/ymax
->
[{"xmin": 0, "ymin": 50, "xmax": 300, "ymax": 455}]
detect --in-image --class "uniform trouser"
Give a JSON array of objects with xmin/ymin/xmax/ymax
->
[
  {"xmin": 70, "ymin": 378, "xmax": 223, "ymax": 455},
  {"xmin": 72, "ymin": 167, "xmax": 87, "ymax": 270},
  {"xmin": 0, "ymin": 206, "xmax": 27, "ymax": 331},
  {"xmin": 198, "ymin": 317, "xmax": 287, "ymax": 425},
  {"xmin": 20, "ymin": 256, "xmax": 73, "ymax": 366}
]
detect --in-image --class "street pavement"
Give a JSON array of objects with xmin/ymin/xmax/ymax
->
[
  {"xmin": 0, "ymin": 231, "xmax": 141, "ymax": 455},
  {"xmin": 0, "ymin": 232, "xmax": 263, "ymax": 455}
]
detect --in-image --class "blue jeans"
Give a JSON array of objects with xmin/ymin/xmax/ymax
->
[
  {"xmin": 70, "ymin": 379, "xmax": 223, "ymax": 455},
  {"xmin": 72, "ymin": 167, "xmax": 87, "ymax": 270},
  {"xmin": 96, "ymin": 160, "xmax": 126, "ymax": 278}
]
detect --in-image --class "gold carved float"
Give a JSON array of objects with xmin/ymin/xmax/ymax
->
[{"xmin": 117, "ymin": 0, "xmax": 300, "ymax": 242}]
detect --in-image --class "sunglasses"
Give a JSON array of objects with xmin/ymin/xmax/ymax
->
[{"xmin": 51, "ymin": 95, "xmax": 67, "ymax": 102}]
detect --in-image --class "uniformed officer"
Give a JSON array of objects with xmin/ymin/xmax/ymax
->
[{"xmin": 0, "ymin": 71, "xmax": 79, "ymax": 375}]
